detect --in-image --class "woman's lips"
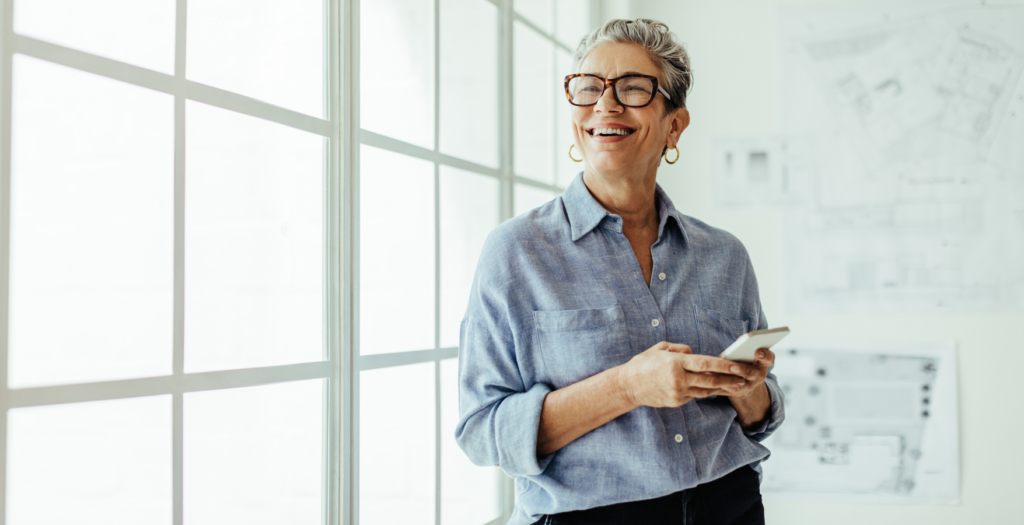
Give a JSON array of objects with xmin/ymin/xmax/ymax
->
[
  {"xmin": 586, "ymin": 126, "xmax": 636, "ymax": 144},
  {"xmin": 588, "ymin": 131, "xmax": 633, "ymax": 143}
]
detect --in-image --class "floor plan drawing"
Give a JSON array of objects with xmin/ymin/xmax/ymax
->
[
  {"xmin": 761, "ymin": 341, "xmax": 959, "ymax": 503},
  {"xmin": 718, "ymin": 0, "xmax": 1024, "ymax": 313}
]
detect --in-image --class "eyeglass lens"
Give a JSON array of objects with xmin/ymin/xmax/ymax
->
[{"xmin": 568, "ymin": 76, "xmax": 655, "ymax": 107}]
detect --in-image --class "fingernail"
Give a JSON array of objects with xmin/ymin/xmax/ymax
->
[
  {"xmin": 757, "ymin": 351, "xmax": 765, "ymax": 358},
  {"xmin": 737, "ymin": 380, "xmax": 746, "ymax": 386},
  {"xmin": 730, "ymin": 365, "xmax": 741, "ymax": 373}
]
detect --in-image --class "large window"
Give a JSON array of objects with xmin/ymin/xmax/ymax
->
[
  {"xmin": 0, "ymin": 0, "xmax": 340, "ymax": 523},
  {"xmin": 0, "ymin": 0, "xmax": 617, "ymax": 523}
]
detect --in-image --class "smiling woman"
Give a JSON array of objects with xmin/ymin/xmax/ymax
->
[{"xmin": 455, "ymin": 19, "xmax": 785, "ymax": 525}]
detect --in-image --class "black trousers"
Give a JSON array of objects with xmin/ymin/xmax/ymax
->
[{"xmin": 535, "ymin": 465, "xmax": 765, "ymax": 525}]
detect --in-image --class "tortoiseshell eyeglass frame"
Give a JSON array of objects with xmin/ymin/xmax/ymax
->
[{"xmin": 563, "ymin": 73, "xmax": 673, "ymax": 108}]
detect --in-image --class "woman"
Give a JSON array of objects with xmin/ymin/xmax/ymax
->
[{"xmin": 456, "ymin": 19, "xmax": 784, "ymax": 525}]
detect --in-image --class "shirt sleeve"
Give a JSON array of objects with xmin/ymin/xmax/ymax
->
[
  {"xmin": 740, "ymin": 258, "xmax": 786, "ymax": 441},
  {"xmin": 455, "ymin": 318, "xmax": 554, "ymax": 477},
  {"xmin": 743, "ymin": 372, "xmax": 785, "ymax": 441},
  {"xmin": 453, "ymin": 230, "xmax": 554, "ymax": 478}
]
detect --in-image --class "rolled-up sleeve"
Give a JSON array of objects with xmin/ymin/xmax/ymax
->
[
  {"xmin": 743, "ymin": 373, "xmax": 785, "ymax": 441},
  {"xmin": 455, "ymin": 318, "xmax": 553, "ymax": 477}
]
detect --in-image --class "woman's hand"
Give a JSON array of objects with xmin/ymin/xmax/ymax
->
[
  {"xmin": 723, "ymin": 348, "xmax": 774, "ymax": 399},
  {"xmin": 724, "ymin": 348, "xmax": 775, "ymax": 428},
  {"xmin": 617, "ymin": 342, "xmax": 752, "ymax": 408}
]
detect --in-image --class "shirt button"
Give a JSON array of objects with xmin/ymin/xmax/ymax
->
[
  {"xmin": 651, "ymin": 319, "xmax": 660, "ymax": 327},
  {"xmin": 658, "ymin": 272, "xmax": 666, "ymax": 281},
  {"xmin": 675, "ymin": 434, "xmax": 683, "ymax": 443}
]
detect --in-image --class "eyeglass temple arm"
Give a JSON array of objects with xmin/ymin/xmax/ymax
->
[{"xmin": 657, "ymin": 85, "xmax": 672, "ymax": 101}]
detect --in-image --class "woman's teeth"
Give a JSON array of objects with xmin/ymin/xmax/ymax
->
[{"xmin": 591, "ymin": 128, "xmax": 634, "ymax": 136}]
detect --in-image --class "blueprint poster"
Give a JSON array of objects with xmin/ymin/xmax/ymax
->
[
  {"xmin": 716, "ymin": 0, "xmax": 1024, "ymax": 313},
  {"xmin": 760, "ymin": 341, "xmax": 960, "ymax": 504}
]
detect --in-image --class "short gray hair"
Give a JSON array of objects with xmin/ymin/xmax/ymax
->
[{"xmin": 571, "ymin": 19, "xmax": 693, "ymax": 111}]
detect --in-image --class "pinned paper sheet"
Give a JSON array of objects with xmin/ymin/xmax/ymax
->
[{"xmin": 761, "ymin": 341, "xmax": 959, "ymax": 504}]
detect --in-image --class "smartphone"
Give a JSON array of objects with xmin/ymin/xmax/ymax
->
[{"xmin": 719, "ymin": 326, "xmax": 790, "ymax": 363}]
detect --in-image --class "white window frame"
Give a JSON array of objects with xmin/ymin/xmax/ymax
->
[{"xmin": 0, "ymin": 0, "xmax": 346, "ymax": 523}]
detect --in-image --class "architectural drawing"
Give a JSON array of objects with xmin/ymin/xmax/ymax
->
[
  {"xmin": 710, "ymin": 1, "xmax": 1024, "ymax": 312},
  {"xmin": 761, "ymin": 342, "xmax": 959, "ymax": 503}
]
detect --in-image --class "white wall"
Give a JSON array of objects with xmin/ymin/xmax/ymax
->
[{"xmin": 632, "ymin": 0, "xmax": 1024, "ymax": 523}]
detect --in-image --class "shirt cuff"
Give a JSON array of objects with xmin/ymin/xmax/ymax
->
[
  {"xmin": 494, "ymin": 382, "xmax": 555, "ymax": 477},
  {"xmin": 743, "ymin": 375, "xmax": 785, "ymax": 440}
]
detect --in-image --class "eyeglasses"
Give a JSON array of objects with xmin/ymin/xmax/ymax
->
[{"xmin": 563, "ymin": 73, "xmax": 672, "ymax": 108}]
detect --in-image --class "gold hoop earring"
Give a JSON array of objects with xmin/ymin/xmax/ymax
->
[
  {"xmin": 664, "ymin": 146, "xmax": 680, "ymax": 164},
  {"xmin": 568, "ymin": 144, "xmax": 583, "ymax": 163}
]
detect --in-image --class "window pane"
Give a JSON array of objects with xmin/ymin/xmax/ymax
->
[
  {"xmin": 555, "ymin": 0, "xmax": 591, "ymax": 49},
  {"xmin": 441, "ymin": 358, "xmax": 501, "ymax": 525},
  {"xmin": 7, "ymin": 396, "xmax": 172, "ymax": 525},
  {"xmin": 440, "ymin": 167, "xmax": 500, "ymax": 348},
  {"xmin": 440, "ymin": 0, "xmax": 499, "ymax": 168},
  {"xmin": 360, "ymin": 146, "xmax": 435, "ymax": 354},
  {"xmin": 187, "ymin": 0, "xmax": 323, "ymax": 117},
  {"xmin": 361, "ymin": 363, "xmax": 435, "ymax": 525},
  {"xmin": 362, "ymin": 0, "xmax": 435, "ymax": 148},
  {"xmin": 514, "ymin": 22, "xmax": 555, "ymax": 184},
  {"xmin": 185, "ymin": 101, "xmax": 323, "ymax": 372},
  {"xmin": 556, "ymin": 49, "xmax": 580, "ymax": 188},
  {"xmin": 8, "ymin": 56, "xmax": 173, "ymax": 388},
  {"xmin": 515, "ymin": 184, "xmax": 557, "ymax": 217},
  {"xmin": 184, "ymin": 380, "xmax": 323, "ymax": 524},
  {"xmin": 514, "ymin": 0, "xmax": 552, "ymax": 33},
  {"xmin": 13, "ymin": 0, "xmax": 175, "ymax": 73}
]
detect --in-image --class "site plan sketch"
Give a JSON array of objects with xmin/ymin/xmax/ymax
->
[
  {"xmin": 761, "ymin": 341, "xmax": 959, "ymax": 503},
  {"xmin": 713, "ymin": 0, "xmax": 1024, "ymax": 312}
]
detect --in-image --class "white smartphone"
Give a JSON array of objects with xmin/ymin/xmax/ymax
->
[{"xmin": 719, "ymin": 326, "xmax": 790, "ymax": 363}]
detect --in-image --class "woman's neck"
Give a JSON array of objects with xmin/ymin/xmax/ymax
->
[{"xmin": 582, "ymin": 169, "xmax": 660, "ymax": 232}]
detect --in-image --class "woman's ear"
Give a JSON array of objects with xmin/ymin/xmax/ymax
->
[{"xmin": 668, "ymin": 107, "xmax": 690, "ymax": 147}]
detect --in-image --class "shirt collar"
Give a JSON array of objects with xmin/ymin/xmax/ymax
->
[
  {"xmin": 654, "ymin": 183, "xmax": 688, "ymax": 246},
  {"xmin": 562, "ymin": 172, "xmax": 687, "ymax": 245}
]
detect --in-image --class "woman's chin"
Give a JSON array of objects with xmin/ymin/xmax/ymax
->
[{"xmin": 587, "ymin": 152, "xmax": 645, "ymax": 175}]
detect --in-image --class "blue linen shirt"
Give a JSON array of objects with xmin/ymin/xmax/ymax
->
[{"xmin": 456, "ymin": 173, "xmax": 785, "ymax": 525}]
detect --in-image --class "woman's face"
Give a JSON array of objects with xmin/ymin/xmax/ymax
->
[{"xmin": 571, "ymin": 42, "xmax": 688, "ymax": 180}]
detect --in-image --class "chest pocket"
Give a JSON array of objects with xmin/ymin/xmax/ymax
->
[
  {"xmin": 533, "ymin": 304, "xmax": 632, "ymax": 390},
  {"xmin": 696, "ymin": 308, "xmax": 749, "ymax": 357}
]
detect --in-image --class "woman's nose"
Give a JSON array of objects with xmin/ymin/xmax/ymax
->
[{"xmin": 593, "ymin": 83, "xmax": 623, "ymax": 113}]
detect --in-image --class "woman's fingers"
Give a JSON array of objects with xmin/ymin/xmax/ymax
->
[
  {"xmin": 754, "ymin": 348, "xmax": 776, "ymax": 367},
  {"xmin": 688, "ymin": 372, "xmax": 746, "ymax": 390},
  {"xmin": 687, "ymin": 387, "xmax": 721, "ymax": 398},
  {"xmin": 680, "ymin": 354, "xmax": 752, "ymax": 377},
  {"xmin": 723, "ymin": 359, "xmax": 764, "ymax": 381},
  {"xmin": 660, "ymin": 342, "xmax": 692, "ymax": 354}
]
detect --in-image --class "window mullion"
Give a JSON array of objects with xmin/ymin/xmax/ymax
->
[
  {"xmin": 498, "ymin": 0, "xmax": 516, "ymax": 521},
  {"xmin": 499, "ymin": 0, "xmax": 514, "ymax": 223},
  {"xmin": 347, "ymin": 0, "xmax": 362, "ymax": 522},
  {"xmin": 433, "ymin": 0, "xmax": 442, "ymax": 520},
  {"xmin": 551, "ymin": 1, "xmax": 558, "ymax": 188},
  {"xmin": 0, "ymin": 0, "xmax": 13, "ymax": 520},
  {"xmin": 327, "ymin": 0, "xmax": 352, "ymax": 522},
  {"xmin": 172, "ymin": 0, "xmax": 187, "ymax": 524}
]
